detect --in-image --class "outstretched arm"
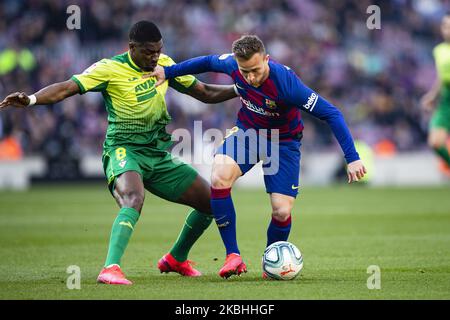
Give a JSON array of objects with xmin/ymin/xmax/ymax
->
[
  {"xmin": 310, "ymin": 102, "xmax": 366, "ymax": 183},
  {"xmin": 185, "ymin": 80, "xmax": 238, "ymax": 104},
  {"xmin": 311, "ymin": 102, "xmax": 366, "ymax": 183},
  {"xmin": 150, "ymin": 55, "xmax": 231, "ymax": 86},
  {"xmin": 0, "ymin": 79, "xmax": 79, "ymax": 109},
  {"xmin": 286, "ymin": 72, "xmax": 366, "ymax": 183}
]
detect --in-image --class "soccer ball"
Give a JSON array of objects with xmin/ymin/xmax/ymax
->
[{"xmin": 262, "ymin": 241, "xmax": 303, "ymax": 280}]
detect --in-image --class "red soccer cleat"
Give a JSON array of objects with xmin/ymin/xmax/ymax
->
[
  {"xmin": 157, "ymin": 253, "xmax": 202, "ymax": 277},
  {"xmin": 97, "ymin": 265, "xmax": 132, "ymax": 285},
  {"xmin": 219, "ymin": 253, "xmax": 247, "ymax": 279},
  {"xmin": 438, "ymin": 159, "xmax": 450, "ymax": 178}
]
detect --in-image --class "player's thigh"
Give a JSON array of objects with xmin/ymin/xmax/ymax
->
[
  {"xmin": 143, "ymin": 152, "xmax": 199, "ymax": 203},
  {"xmin": 214, "ymin": 126, "xmax": 256, "ymax": 187},
  {"xmin": 113, "ymin": 171, "xmax": 145, "ymax": 211},
  {"xmin": 103, "ymin": 146, "xmax": 144, "ymax": 196},
  {"xmin": 263, "ymin": 143, "xmax": 301, "ymax": 198},
  {"xmin": 175, "ymin": 174, "xmax": 212, "ymax": 214}
]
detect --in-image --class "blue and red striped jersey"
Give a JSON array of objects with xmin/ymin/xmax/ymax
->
[{"xmin": 164, "ymin": 54, "xmax": 359, "ymax": 163}]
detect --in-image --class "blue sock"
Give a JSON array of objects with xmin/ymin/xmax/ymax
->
[
  {"xmin": 267, "ymin": 215, "xmax": 292, "ymax": 247},
  {"xmin": 211, "ymin": 187, "xmax": 240, "ymax": 255}
]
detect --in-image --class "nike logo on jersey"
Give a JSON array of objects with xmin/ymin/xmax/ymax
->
[
  {"xmin": 235, "ymin": 83, "xmax": 244, "ymax": 90},
  {"xmin": 119, "ymin": 221, "xmax": 134, "ymax": 230},
  {"xmin": 291, "ymin": 185, "xmax": 300, "ymax": 190},
  {"xmin": 219, "ymin": 53, "xmax": 234, "ymax": 60}
]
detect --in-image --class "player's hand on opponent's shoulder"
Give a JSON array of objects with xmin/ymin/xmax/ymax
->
[
  {"xmin": 0, "ymin": 92, "xmax": 30, "ymax": 110},
  {"xmin": 147, "ymin": 65, "xmax": 166, "ymax": 87},
  {"xmin": 347, "ymin": 159, "xmax": 367, "ymax": 183}
]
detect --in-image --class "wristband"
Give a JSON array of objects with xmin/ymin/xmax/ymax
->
[{"xmin": 27, "ymin": 94, "xmax": 37, "ymax": 106}]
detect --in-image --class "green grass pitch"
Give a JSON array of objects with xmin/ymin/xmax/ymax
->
[{"xmin": 0, "ymin": 184, "xmax": 449, "ymax": 299}]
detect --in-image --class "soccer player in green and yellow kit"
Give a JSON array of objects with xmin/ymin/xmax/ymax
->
[
  {"xmin": 421, "ymin": 13, "xmax": 450, "ymax": 173},
  {"xmin": 0, "ymin": 21, "xmax": 238, "ymax": 285}
]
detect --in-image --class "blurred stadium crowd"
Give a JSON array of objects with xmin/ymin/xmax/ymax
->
[{"xmin": 0, "ymin": 0, "xmax": 449, "ymax": 162}]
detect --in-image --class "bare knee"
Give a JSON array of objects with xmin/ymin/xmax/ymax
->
[
  {"xmin": 114, "ymin": 189, "xmax": 145, "ymax": 213},
  {"xmin": 428, "ymin": 130, "xmax": 447, "ymax": 149},
  {"xmin": 428, "ymin": 137, "xmax": 445, "ymax": 149},
  {"xmin": 211, "ymin": 169, "xmax": 235, "ymax": 189},
  {"xmin": 272, "ymin": 205, "xmax": 292, "ymax": 222},
  {"xmin": 113, "ymin": 171, "xmax": 145, "ymax": 213},
  {"xmin": 271, "ymin": 194, "xmax": 295, "ymax": 222},
  {"xmin": 211, "ymin": 155, "xmax": 241, "ymax": 189}
]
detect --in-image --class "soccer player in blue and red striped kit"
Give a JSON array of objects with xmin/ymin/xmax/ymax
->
[{"xmin": 151, "ymin": 35, "xmax": 366, "ymax": 279}]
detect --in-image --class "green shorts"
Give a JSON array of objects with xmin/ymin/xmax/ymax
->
[
  {"xmin": 102, "ymin": 145, "xmax": 198, "ymax": 202},
  {"xmin": 430, "ymin": 85, "xmax": 450, "ymax": 130}
]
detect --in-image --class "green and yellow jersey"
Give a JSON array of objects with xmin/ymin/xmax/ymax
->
[
  {"xmin": 430, "ymin": 42, "xmax": 450, "ymax": 129},
  {"xmin": 433, "ymin": 42, "xmax": 450, "ymax": 86},
  {"xmin": 71, "ymin": 51, "xmax": 197, "ymax": 148}
]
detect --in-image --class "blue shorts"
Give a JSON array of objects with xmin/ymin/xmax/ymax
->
[{"xmin": 216, "ymin": 127, "xmax": 301, "ymax": 197}]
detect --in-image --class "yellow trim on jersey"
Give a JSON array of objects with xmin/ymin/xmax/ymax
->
[{"xmin": 127, "ymin": 51, "xmax": 141, "ymax": 71}]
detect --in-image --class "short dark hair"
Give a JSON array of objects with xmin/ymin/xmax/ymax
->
[
  {"xmin": 129, "ymin": 21, "xmax": 162, "ymax": 43},
  {"xmin": 232, "ymin": 35, "xmax": 266, "ymax": 60}
]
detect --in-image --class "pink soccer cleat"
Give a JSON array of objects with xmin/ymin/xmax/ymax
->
[
  {"xmin": 438, "ymin": 159, "xmax": 450, "ymax": 178},
  {"xmin": 157, "ymin": 253, "xmax": 202, "ymax": 277},
  {"xmin": 97, "ymin": 265, "xmax": 132, "ymax": 285},
  {"xmin": 219, "ymin": 253, "xmax": 247, "ymax": 279}
]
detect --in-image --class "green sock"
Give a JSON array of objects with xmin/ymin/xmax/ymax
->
[
  {"xmin": 104, "ymin": 207, "xmax": 140, "ymax": 267},
  {"xmin": 169, "ymin": 209, "xmax": 213, "ymax": 262},
  {"xmin": 435, "ymin": 147, "xmax": 450, "ymax": 166}
]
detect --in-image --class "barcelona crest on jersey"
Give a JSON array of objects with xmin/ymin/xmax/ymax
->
[{"xmin": 265, "ymin": 99, "xmax": 277, "ymax": 109}]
